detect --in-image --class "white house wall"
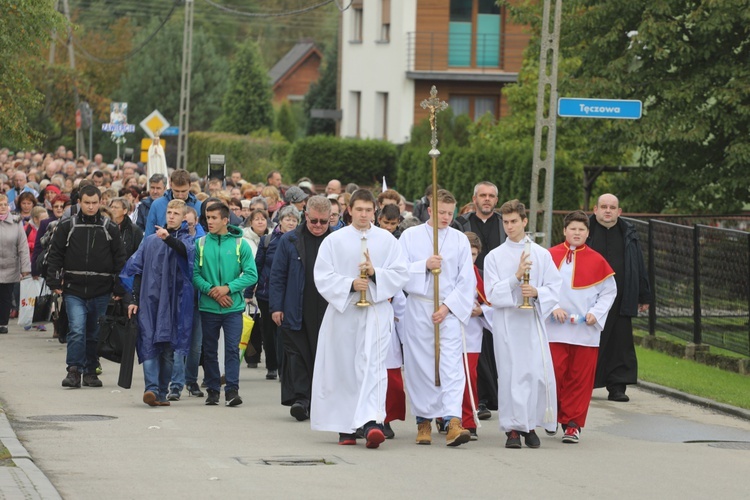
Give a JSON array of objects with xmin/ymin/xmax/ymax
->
[{"xmin": 340, "ymin": 0, "xmax": 417, "ymax": 144}]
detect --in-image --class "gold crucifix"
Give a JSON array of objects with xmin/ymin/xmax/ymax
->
[
  {"xmin": 420, "ymin": 85, "xmax": 449, "ymax": 155},
  {"xmin": 419, "ymin": 85, "xmax": 448, "ymax": 386}
]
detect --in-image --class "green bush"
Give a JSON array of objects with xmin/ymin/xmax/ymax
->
[
  {"xmin": 396, "ymin": 142, "xmax": 581, "ymax": 209},
  {"xmin": 187, "ymin": 131, "xmax": 290, "ymax": 182},
  {"xmin": 286, "ymin": 136, "xmax": 398, "ymax": 186}
]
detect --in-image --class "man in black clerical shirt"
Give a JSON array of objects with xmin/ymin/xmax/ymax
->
[{"xmin": 587, "ymin": 193, "xmax": 651, "ymax": 402}]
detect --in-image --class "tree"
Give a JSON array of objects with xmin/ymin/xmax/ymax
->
[
  {"xmin": 509, "ymin": 0, "xmax": 750, "ymax": 213},
  {"xmin": 304, "ymin": 36, "xmax": 338, "ymax": 136},
  {"xmin": 113, "ymin": 17, "xmax": 229, "ymax": 159},
  {"xmin": 0, "ymin": 0, "xmax": 66, "ymax": 149},
  {"xmin": 275, "ymin": 101, "xmax": 297, "ymax": 143},
  {"xmin": 214, "ymin": 39, "xmax": 274, "ymax": 135}
]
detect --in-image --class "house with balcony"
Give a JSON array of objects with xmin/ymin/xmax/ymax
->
[{"xmin": 338, "ymin": 0, "xmax": 530, "ymax": 143}]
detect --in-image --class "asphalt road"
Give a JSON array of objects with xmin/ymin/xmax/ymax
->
[{"xmin": 1, "ymin": 325, "xmax": 750, "ymax": 499}]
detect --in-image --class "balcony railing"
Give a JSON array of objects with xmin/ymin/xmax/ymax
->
[{"xmin": 406, "ymin": 31, "xmax": 527, "ymax": 74}]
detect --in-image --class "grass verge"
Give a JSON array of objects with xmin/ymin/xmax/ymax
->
[{"xmin": 636, "ymin": 345, "xmax": 750, "ymax": 410}]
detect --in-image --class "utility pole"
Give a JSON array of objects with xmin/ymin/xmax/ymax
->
[
  {"xmin": 528, "ymin": 0, "xmax": 563, "ymax": 248},
  {"xmin": 61, "ymin": 0, "xmax": 83, "ymax": 157},
  {"xmin": 176, "ymin": 0, "xmax": 195, "ymax": 171}
]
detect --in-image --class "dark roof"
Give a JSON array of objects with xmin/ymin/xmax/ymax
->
[{"xmin": 268, "ymin": 41, "xmax": 320, "ymax": 86}]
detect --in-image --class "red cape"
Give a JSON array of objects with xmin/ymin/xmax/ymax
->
[{"xmin": 549, "ymin": 243, "xmax": 615, "ymax": 289}]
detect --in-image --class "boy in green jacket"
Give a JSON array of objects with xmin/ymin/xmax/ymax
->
[{"xmin": 192, "ymin": 203, "xmax": 257, "ymax": 406}]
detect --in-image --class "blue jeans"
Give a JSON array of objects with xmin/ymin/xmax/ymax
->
[
  {"xmin": 170, "ymin": 308, "xmax": 203, "ymax": 390},
  {"xmin": 64, "ymin": 294, "xmax": 110, "ymax": 374},
  {"xmin": 143, "ymin": 347, "xmax": 174, "ymax": 401},
  {"xmin": 201, "ymin": 311, "xmax": 242, "ymax": 392}
]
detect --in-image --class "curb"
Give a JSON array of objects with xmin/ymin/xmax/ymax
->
[
  {"xmin": 0, "ymin": 411, "xmax": 62, "ymax": 500},
  {"xmin": 637, "ymin": 380, "xmax": 750, "ymax": 422}
]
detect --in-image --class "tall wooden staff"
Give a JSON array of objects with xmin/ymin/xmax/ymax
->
[{"xmin": 420, "ymin": 86, "xmax": 448, "ymax": 387}]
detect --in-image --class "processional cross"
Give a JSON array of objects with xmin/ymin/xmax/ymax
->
[{"xmin": 420, "ymin": 85, "xmax": 448, "ymax": 386}]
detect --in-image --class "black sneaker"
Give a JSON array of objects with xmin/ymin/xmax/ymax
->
[
  {"xmin": 290, "ymin": 401, "xmax": 309, "ymax": 421},
  {"xmin": 505, "ymin": 430, "xmax": 522, "ymax": 449},
  {"xmin": 383, "ymin": 422, "xmax": 395, "ymax": 439},
  {"xmin": 468, "ymin": 428, "xmax": 478, "ymax": 441},
  {"xmin": 187, "ymin": 383, "xmax": 204, "ymax": 398},
  {"xmin": 167, "ymin": 386, "xmax": 181, "ymax": 401},
  {"xmin": 62, "ymin": 367, "xmax": 81, "ymax": 388},
  {"xmin": 0, "ymin": 326, "xmax": 8, "ymax": 334},
  {"xmin": 266, "ymin": 369, "xmax": 277, "ymax": 380},
  {"xmin": 355, "ymin": 427, "xmax": 365, "ymax": 439},
  {"xmin": 338, "ymin": 433, "xmax": 356, "ymax": 445},
  {"xmin": 524, "ymin": 430, "xmax": 541, "ymax": 448},
  {"xmin": 225, "ymin": 389, "xmax": 242, "ymax": 407},
  {"xmin": 205, "ymin": 389, "xmax": 220, "ymax": 405},
  {"xmin": 82, "ymin": 373, "xmax": 102, "ymax": 387},
  {"xmin": 436, "ymin": 417, "xmax": 447, "ymax": 434},
  {"xmin": 477, "ymin": 403, "xmax": 491, "ymax": 420}
]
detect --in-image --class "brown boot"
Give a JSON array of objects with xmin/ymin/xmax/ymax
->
[
  {"xmin": 445, "ymin": 418, "xmax": 471, "ymax": 447},
  {"xmin": 416, "ymin": 420, "xmax": 432, "ymax": 445}
]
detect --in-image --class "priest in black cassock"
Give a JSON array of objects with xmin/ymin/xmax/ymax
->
[{"xmin": 587, "ymin": 194, "xmax": 651, "ymax": 402}]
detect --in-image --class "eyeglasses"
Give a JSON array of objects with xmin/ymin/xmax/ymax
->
[
  {"xmin": 52, "ymin": 205, "xmax": 65, "ymax": 209},
  {"xmin": 307, "ymin": 218, "xmax": 328, "ymax": 226},
  {"xmin": 329, "ymin": 213, "xmax": 340, "ymax": 219}
]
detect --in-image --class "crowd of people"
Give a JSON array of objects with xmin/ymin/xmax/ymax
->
[{"xmin": 0, "ymin": 146, "xmax": 650, "ymax": 449}]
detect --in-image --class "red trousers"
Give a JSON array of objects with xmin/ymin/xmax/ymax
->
[
  {"xmin": 550, "ymin": 342, "xmax": 599, "ymax": 428},
  {"xmin": 385, "ymin": 368, "xmax": 406, "ymax": 423},
  {"xmin": 461, "ymin": 352, "xmax": 480, "ymax": 429}
]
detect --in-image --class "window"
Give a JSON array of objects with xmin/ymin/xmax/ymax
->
[
  {"xmin": 375, "ymin": 92, "xmax": 389, "ymax": 140},
  {"xmin": 449, "ymin": 0, "xmax": 472, "ymax": 66},
  {"xmin": 352, "ymin": 0, "xmax": 363, "ymax": 43},
  {"xmin": 380, "ymin": 0, "xmax": 391, "ymax": 42},
  {"xmin": 350, "ymin": 91, "xmax": 361, "ymax": 137},
  {"xmin": 448, "ymin": 0, "xmax": 502, "ymax": 68},
  {"xmin": 450, "ymin": 94, "xmax": 498, "ymax": 121}
]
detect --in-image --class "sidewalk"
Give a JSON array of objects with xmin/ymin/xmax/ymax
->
[{"xmin": 2, "ymin": 322, "xmax": 750, "ymax": 499}]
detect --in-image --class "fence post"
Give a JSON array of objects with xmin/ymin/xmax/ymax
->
[
  {"xmin": 747, "ymin": 232, "xmax": 750, "ymax": 355},
  {"xmin": 648, "ymin": 219, "xmax": 655, "ymax": 336},
  {"xmin": 693, "ymin": 225, "xmax": 702, "ymax": 345}
]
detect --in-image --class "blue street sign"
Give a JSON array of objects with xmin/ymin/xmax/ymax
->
[
  {"xmin": 161, "ymin": 126, "xmax": 180, "ymax": 136},
  {"xmin": 558, "ymin": 98, "xmax": 642, "ymax": 120},
  {"xmin": 101, "ymin": 123, "xmax": 136, "ymax": 133}
]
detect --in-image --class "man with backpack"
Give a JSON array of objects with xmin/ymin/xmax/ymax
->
[
  {"xmin": 46, "ymin": 184, "xmax": 127, "ymax": 388},
  {"xmin": 192, "ymin": 202, "xmax": 257, "ymax": 406}
]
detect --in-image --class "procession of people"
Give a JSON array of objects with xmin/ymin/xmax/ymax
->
[{"xmin": 0, "ymin": 144, "xmax": 651, "ymax": 450}]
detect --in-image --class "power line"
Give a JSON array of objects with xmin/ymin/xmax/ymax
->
[
  {"xmin": 201, "ymin": 0, "xmax": 348, "ymax": 17},
  {"xmin": 63, "ymin": 2, "xmax": 178, "ymax": 64}
]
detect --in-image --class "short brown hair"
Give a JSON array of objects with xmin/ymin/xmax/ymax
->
[
  {"xmin": 563, "ymin": 210, "xmax": 589, "ymax": 229},
  {"xmin": 465, "ymin": 231, "xmax": 482, "ymax": 252},
  {"xmin": 434, "ymin": 189, "xmax": 456, "ymax": 205},
  {"xmin": 350, "ymin": 189, "xmax": 376, "ymax": 210},
  {"xmin": 499, "ymin": 199, "xmax": 527, "ymax": 219},
  {"xmin": 377, "ymin": 189, "xmax": 400, "ymax": 206},
  {"xmin": 170, "ymin": 169, "xmax": 190, "ymax": 187}
]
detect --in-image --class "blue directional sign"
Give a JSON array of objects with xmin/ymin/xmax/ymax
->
[
  {"xmin": 161, "ymin": 126, "xmax": 180, "ymax": 136},
  {"xmin": 101, "ymin": 123, "xmax": 136, "ymax": 133},
  {"xmin": 558, "ymin": 98, "xmax": 642, "ymax": 120}
]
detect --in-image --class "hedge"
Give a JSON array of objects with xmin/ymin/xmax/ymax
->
[
  {"xmin": 396, "ymin": 143, "xmax": 581, "ymax": 209},
  {"xmin": 187, "ymin": 131, "xmax": 290, "ymax": 182},
  {"xmin": 285, "ymin": 136, "xmax": 398, "ymax": 186}
]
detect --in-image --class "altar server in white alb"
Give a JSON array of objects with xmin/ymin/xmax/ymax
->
[
  {"xmin": 484, "ymin": 199, "xmax": 562, "ymax": 449},
  {"xmin": 399, "ymin": 189, "xmax": 475, "ymax": 447},
  {"xmin": 547, "ymin": 210, "xmax": 616, "ymax": 444},
  {"xmin": 311, "ymin": 189, "xmax": 408, "ymax": 449}
]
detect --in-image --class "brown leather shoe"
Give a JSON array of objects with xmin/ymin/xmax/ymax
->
[
  {"xmin": 445, "ymin": 418, "xmax": 471, "ymax": 447},
  {"xmin": 157, "ymin": 401, "xmax": 171, "ymax": 406},
  {"xmin": 143, "ymin": 391, "xmax": 159, "ymax": 407},
  {"xmin": 416, "ymin": 420, "xmax": 432, "ymax": 445}
]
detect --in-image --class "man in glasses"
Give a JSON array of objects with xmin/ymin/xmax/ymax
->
[{"xmin": 269, "ymin": 195, "xmax": 332, "ymax": 422}]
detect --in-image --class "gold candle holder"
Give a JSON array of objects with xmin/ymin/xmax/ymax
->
[
  {"xmin": 356, "ymin": 268, "xmax": 371, "ymax": 307},
  {"xmin": 519, "ymin": 269, "xmax": 533, "ymax": 309}
]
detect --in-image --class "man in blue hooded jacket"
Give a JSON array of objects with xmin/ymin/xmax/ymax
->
[
  {"xmin": 145, "ymin": 170, "xmax": 201, "ymax": 237},
  {"xmin": 123, "ymin": 199, "xmax": 195, "ymax": 406}
]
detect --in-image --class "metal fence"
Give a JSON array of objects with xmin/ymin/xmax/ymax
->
[{"xmin": 549, "ymin": 213, "xmax": 750, "ymax": 355}]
